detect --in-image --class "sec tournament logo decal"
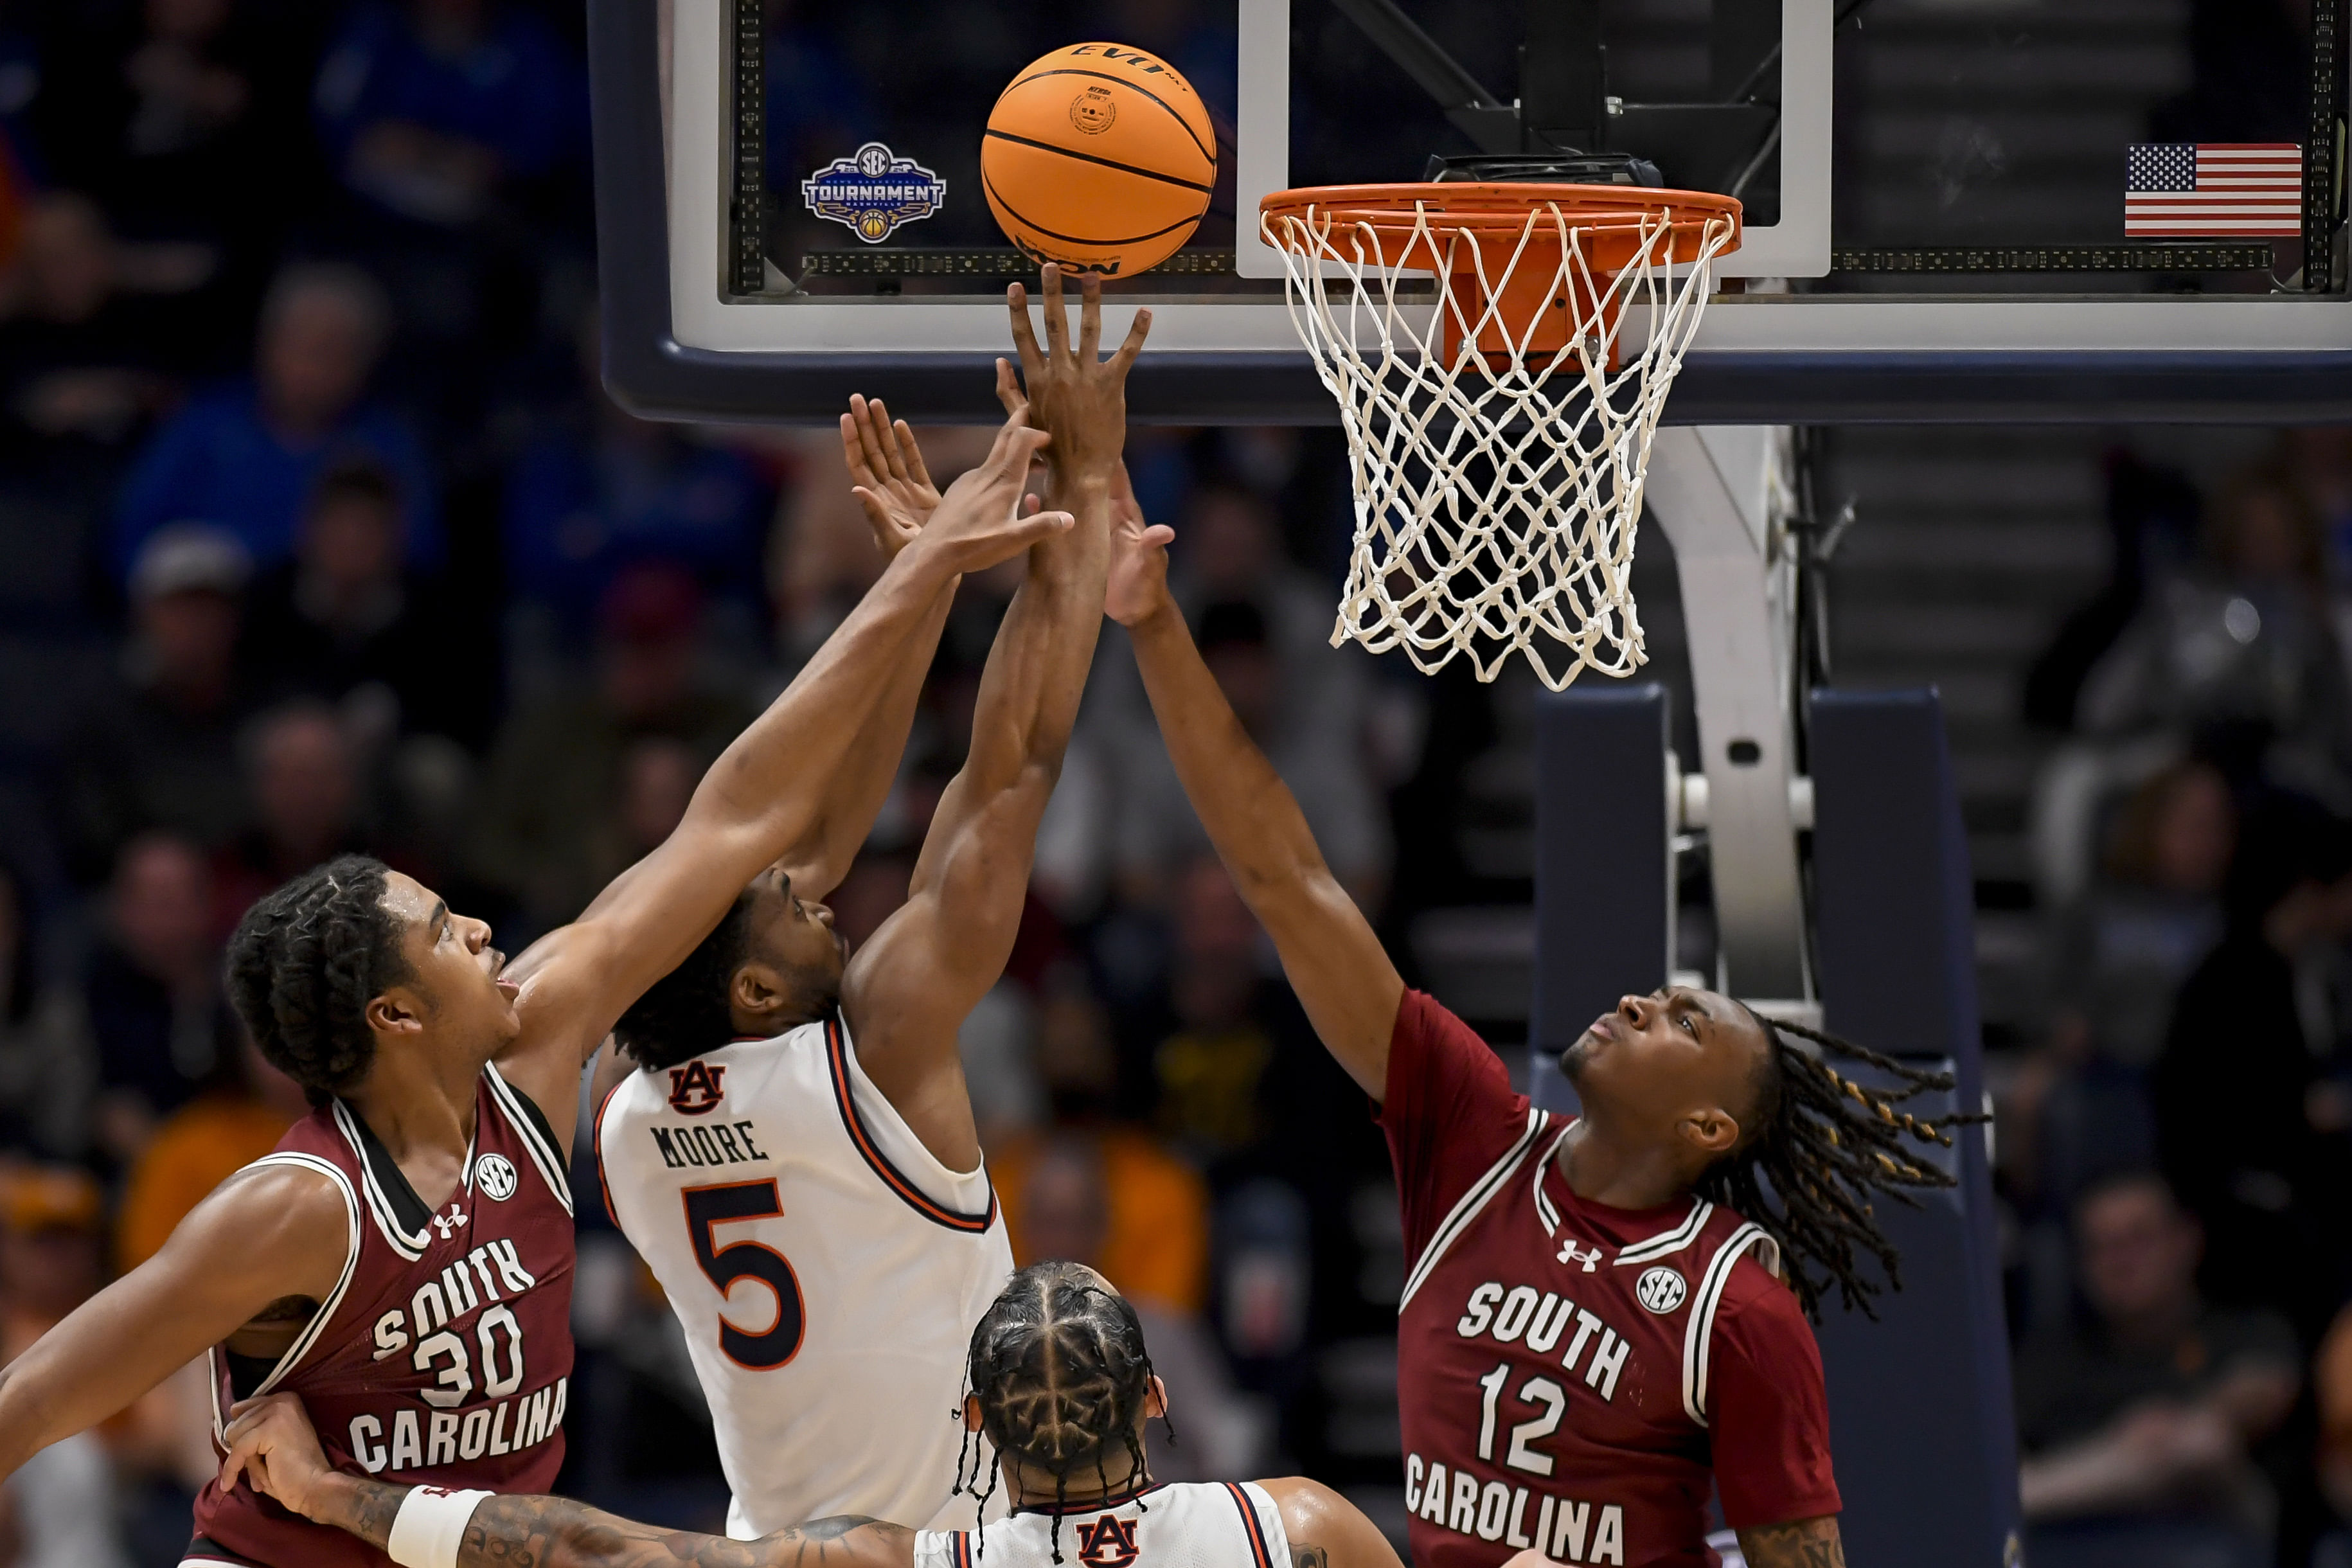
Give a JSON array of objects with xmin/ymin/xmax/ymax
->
[
  {"xmin": 474, "ymin": 1154, "xmax": 519, "ymax": 1201},
  {"xmin": 1636, "ymin": 1266, "xmax": 1688, "ymax": 1314},
  {"xmin": 803, "ymin": 142, "xmax": 945, "ymax": 243}
]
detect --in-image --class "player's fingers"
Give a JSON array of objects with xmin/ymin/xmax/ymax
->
[
  {"xmin": 1142, "ymin": 524, "xmax": 1176, "ymax": 548},
  {"xmin": 1022, "ymin": 492, "xmax": 1044, "ymax": 515},
  {"xmin": 895, "ymin": 419, "xmax": 936, "ymax": 494},
  {"xmin": 1108, "ymin": 307, "xmax": 1154, "ymax": 377},
  {"xmin": 1039, "ymin": 264, "xmax": 1070, "ymax": 362},
  {"xmin": 1077, "ymin": 272, "xmax": 1103, "ymax": 362},
  {"xmin": 868, "ymin": 399, "xmax": 914, "ymax": 485},
  {"xmin": 1005, "ymin": 284, "xmax": 1046, "ymax": 380},
  {"xmin": 994, "ymin": 357, "xmax": 1028, "ymax": 416},
  {"xmin": 1015, "ymin": 507, "xmax": 1077, "ymax": 544},
  {"xmin": 839, "ymin": 411, "xmax": 877, "ymax": 486}
]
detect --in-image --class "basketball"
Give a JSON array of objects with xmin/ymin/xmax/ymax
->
[{"xmin": 982, "ymin": 43, "xmax": 1216, "ymax": 277}]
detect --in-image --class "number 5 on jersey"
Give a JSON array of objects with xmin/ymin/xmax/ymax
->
[{"xmin": 683, "ymin": 1180, "xmax": 806, "ymax": 1369}]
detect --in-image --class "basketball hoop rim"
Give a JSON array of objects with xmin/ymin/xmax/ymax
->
[{"xmin": 1258, "ymin": 181, "xmax": 1744, "ymax": 259}]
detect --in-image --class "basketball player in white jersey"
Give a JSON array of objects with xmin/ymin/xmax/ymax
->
[
  {"xmin": 593, "ymin": 268, "xmax": 1148, "ymax": 1540},
  {"xmin": 217, "ymin": 1263, "xmax": 1405, "ymax": 1568}
]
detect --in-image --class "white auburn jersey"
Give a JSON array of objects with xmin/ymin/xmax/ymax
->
[
  {"xmin": 596, "ymin": 1014, "xmax": 1015, "ymax": 1538},
  {"xmin": 916, "ymin": 1482, "xmax": 1292, "ymax": 1568}
]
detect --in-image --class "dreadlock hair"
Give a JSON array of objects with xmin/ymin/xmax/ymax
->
[
  {"xmin": 226, "ymin": 855, "xmax": 409, "ymax": 1107},
  {"xmin": 1695, "ymin": 1008, "xmax": 1985, "ymax": 1323},
  {"xmin": 953, "ymin": 1261, "xmax": 1170, "ymax": 1564},
  {"xmin": 610, "ymin": 888, "xmax": 758, "ymax": 1070}
]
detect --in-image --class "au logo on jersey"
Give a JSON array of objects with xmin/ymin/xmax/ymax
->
[
  {"xmin": 1074, "ymin": 1514, "xmax": 1139, "ymax": 1568},
  {"xmin": 1636, "ymin": 1266, "xmax": 1688, "ymax": 1314},
  {"xmin": 668, "ymin": 1062, "xmax": 727, "ymax": 1116},
  {"xmin": 474, "ymin": 1154, "xmax": 518, "ymax": 1201}
]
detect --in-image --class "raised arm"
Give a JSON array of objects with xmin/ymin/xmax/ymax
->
[
  {"xmin": 218, "ymin": 1393, "xmax": 913, "ymax": 1568},
  {"xmin": 771, "ymin": 398, "xmax": 965, "ymax": 898},
  {"xmin": 495, "ymin": 411, "xmax": 1069, "ymax": 1116},
  {"xmin": 0, "ymin": 1164, "xmax": 348, "ymax": 1483},
  {"xmin": 1106, "ymin": 500, "xmax": 1403, "ymax": 1098},
  {"xmin": 841, "ymin": 269, "xmax": 1145, "ymax": 1170}
]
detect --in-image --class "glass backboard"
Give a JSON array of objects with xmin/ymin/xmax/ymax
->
[{"xmin": 593, "ymin": 0, "xmax": 2352, "ymax": 422}]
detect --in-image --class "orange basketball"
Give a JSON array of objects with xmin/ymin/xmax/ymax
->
[{"xmin": 982, "ymin": 43, "xmax": 1216, "ymax": 277}]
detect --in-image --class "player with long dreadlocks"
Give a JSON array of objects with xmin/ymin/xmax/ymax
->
[
  {"xmin": 209, "ymin": 1262, "xmax": 1407, "ymax": 1568},
  {"xmin": 1098, "ymin": 497, "xmax": 1976, "ymax": 1568}
]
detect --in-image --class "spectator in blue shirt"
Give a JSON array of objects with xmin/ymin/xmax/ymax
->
[
  {"xmin": 312, "ymin": 0, "xmax": 588, "ymax": 229},
  {"xmin": 112, "ymin": 260, "xmax": 438, "ymax": 583},
  {"xmin": 503, "ymin": 318, "xmax": 773, "ymax": 637}
]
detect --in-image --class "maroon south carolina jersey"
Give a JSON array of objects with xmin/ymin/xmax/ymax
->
[
  {"xmin": 1380, "ymin": 992, "xmax": 1839, "ymax": 1568},
  {"xmin": 184, "ymin": 1064, "xmax": 576, "ymax": 1568}
]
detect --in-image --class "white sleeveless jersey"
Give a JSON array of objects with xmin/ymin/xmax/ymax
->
[
  {"xmin": 596, "ymin": 1014, "xmax": 1015, "ymax": 1539},
  {"xmin": 916, "ymin": 1483, "xmax": 1292, "ymax": 1568}
]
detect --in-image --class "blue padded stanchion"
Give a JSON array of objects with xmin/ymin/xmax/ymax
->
[{"xmin": 1808, "ymin": 688, "xmax": 2021, "ymax": 1568}]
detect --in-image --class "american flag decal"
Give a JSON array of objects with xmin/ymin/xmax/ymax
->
[{"xmin": 2125, "ymin": 143, "xmax": 2303, "ymax": 236}]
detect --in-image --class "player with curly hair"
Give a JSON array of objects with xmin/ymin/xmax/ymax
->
[
  {"xmin": 0, "ymin": 395, "xmax": 1076, "ymax": 1568},
  {"xmin": 211, "ymin": 1261, "xmax": 1409, "ymax": 1568},
  {"xmin": 1097, "ymin": 494, "xmax": 1981, "ymax": 1568}
]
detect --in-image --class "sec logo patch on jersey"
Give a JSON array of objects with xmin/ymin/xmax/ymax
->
[
  {"xmin": 474, "ymin": 1154, "xmax": 519, "ymax": 1200},
  {"xmin": 1637, "ymin": 1266, "xmax": 1688, "ymax": 1314}
]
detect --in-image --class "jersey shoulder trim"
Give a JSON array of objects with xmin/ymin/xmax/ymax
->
[
  {"xmin": 330, "ymin": 1100, "xmax": 436, "ymax": 1260},
  {"xmin": 1680, "ymin": 1221, "xmax": 1777, "ymax": 1428},
  {"xmin": 825, "ymin": 1015, "xmax": 997, "ymax": 1234},
  {"xmin": 485, "ymin": 1062, "xmax": 573, "ymax": 1216},
  {"xmin": 1397, "ymin": 1106, "xmax": 1548, "ymax": 1312},
  {"xmin": 1220, "ymin": 1482, "xmax": 1277, "ymax": 1568},
  {"xmin": 205, "ymin": 1152, "xmax": 362, "ymax": 1441},
  {"xmin": 949, "ymin": 1529, "xmax": 974, "ymax": 1568}
]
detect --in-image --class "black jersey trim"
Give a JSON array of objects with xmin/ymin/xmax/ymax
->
[
  {"xmin": 332, "ymin": 1100, "xmax": 436, "ymax": 1258},
  {"xmin": 1614, "ymin": 1198, "xmax": 1714, "ymax": 1266},
  {"xmin": 1016, "ymin": 1480, "xmax": 1170, "ymax": 1516},
  {"xmin": 1222, "ymin": 1482, "xmax": 1276, "ymax": 1568},
  {"xmin": 824, "ymin": 1016, "xmax": 998, "ymax": 1234},
  {"xmin": 485, "ymin": 1062, "xmax": 574, "ymax": 1216},
  {"xmin": 182, "ymin": 1540, "xmax": 267, "ymax": 1567}
]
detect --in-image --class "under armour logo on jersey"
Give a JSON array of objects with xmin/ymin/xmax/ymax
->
[
  {"xmin": 1556, "ymin": 1238, "xmax": 1603, "ymax": 1272},
  {"xmin": 668, "ymin": 1060, "xmax": 727, "ymax": 1116},
  {"xmin": 1073, "ymin": 1514, "xmax": 1139, "ymax": 1568},
  {"xmin": 431, "ymin": 1204, "xmax": 469, "ymax": 1240}
]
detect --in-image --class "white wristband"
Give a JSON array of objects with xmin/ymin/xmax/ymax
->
[{"xmin": 386, "ymin": 1486, "xmax": 492, "ymax": 1568}]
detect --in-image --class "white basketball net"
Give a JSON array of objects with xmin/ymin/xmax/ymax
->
[{"xmin": 1265, "ymin": 198, "xmax": 1735, "ymax": 690}]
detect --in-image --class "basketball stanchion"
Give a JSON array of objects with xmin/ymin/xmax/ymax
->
[{"xmin": 1260, "ymin": 183, "xmax": 1740, "ymax": 690}]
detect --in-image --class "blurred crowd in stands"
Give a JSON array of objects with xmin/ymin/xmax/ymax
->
[
  {"xmin": 0, "ymin": 0, "xmax": 1441, "ymax": 1559},
  {"xmin": 2002, "ymin": 426, "xmax": 2352, "ymax": 1568}
]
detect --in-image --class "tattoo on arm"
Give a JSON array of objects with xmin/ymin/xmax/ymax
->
[
  {"xmin": 436, "ymin": 1495, "xmax": 911, "ymax": 1568},
  {"xmin": 316, "ymin": 1475, "xmax": 410, "ymax": 1549},
  {"xmin": 1292, "ymin": 1547, "xmax": 1330, "ymax": 1568},
  {"xmin": 1736, "ymin": 1517, "xmax": 1846, "ymax": 1568}
]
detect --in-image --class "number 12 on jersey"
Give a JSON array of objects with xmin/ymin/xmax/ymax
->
[{"xmin": 683, "ymin": 1180, "xmax": 806, "ymax": 1370}]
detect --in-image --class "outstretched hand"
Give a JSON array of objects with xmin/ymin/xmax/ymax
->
[
  {"xmin": 1006, "ymin": 265, "xmax": 1150, "ymax": 484},
  {"xmin": 910, "ymin": 409, "xmax": 1073, "ymax": 576},
  {"xmin": 219, "ymin": 1393, "xmax": 335, "ymax": 1522},
  {"xmin": 839, "ymin": 394, "xmax": 939, "ymax": 560},
  {"xmin": 1104, "ymin": 465, "xmax": 1175, "ymax": 627}
]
